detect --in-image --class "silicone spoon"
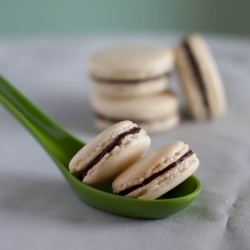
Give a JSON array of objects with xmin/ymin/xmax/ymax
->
[{"xmin": 0, "ymin": 75, "xmax": 201, "ymax": 219}]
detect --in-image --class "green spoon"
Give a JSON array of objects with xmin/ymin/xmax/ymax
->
[{"xmin": 0, "ymin": 74, "xmax": 202, "ymax": 219}]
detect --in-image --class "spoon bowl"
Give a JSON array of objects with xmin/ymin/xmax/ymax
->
[{"xmin": 0, "ymin": 75, "xmax": 202, "ymax": 219}]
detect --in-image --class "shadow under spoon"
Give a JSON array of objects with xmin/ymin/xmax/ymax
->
[{"xmin": 0, "ymin": 74, "xmax": 201, "ymax": 219}]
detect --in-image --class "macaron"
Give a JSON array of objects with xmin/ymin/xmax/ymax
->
[
  {"xmin": 88, "ymin": 45, "xmax": 174, "ymax": 97},
  {"xmin": 69, "ymin": 121, "xmax": 150, "ymax": 187},
  {"xmin": 176, "ymin": 34, "xmax": 227, "ymax": 120},
  {"xmin": 112, "ymin": 141, "xmax": 199, "ymax": 200},
  {"xmin": 91, "ymin": 91, "xmax": 180, "ymax": 133}
]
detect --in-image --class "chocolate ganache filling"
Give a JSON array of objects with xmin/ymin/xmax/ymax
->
[
  {"xmin": 118, "ymin": 150, "xmax": 194, "ymax": 196},
  {"xmin": 182, "ymin": 40, "xmax": 210, "ymax": 117},
  {"xmin": 91, "ymin": 72, "xmax": 170, "ymax": 84},
  {"xmin": 80, "ymin": 127, "xmax": 141, "ymax": 181}
]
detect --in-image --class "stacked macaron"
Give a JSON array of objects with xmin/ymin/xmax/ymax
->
[
  {"xmin": 88, "ymin": 45, "xmax": 179, "ymax": 133},
  {"xmin": 88, "ymin": 34, "xmax": 227, "ymax": 132}
]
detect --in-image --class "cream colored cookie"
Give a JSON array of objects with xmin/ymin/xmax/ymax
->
[
  {"xmin": 91, "ymin": 91, "xmax": 180, "ymax": 133},
  {"xmin": 112, "ymin": 141, "xmax": 199, "ymax": 200},
  {"xmin": 88, "ymin": 45, "xmax": 174, "ymax": 97},
  {"xmin": 69, "ymin": 121, "xmax": 150, "ymax": 187},
  {"xmin": 176, "ymin": 34, "xmax": 227, "ymax": 120}
]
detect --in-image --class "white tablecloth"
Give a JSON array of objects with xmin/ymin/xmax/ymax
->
[{"xmin": 0, "ymin": 34, "xmax": 250, "ymax": 250}]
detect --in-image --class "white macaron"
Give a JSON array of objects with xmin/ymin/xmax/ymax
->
[
  {"xmin": 176, "ymin": 34, "xmax": 227, "ymax": 120},
  {"xmin": 69, "ymin": 121, "xmax": 151, "ymax": 187},
  {"xmin": 112, "ymin": 141, "xmax": 199, "ymax": 200},
  {"xmin": 88, "ymin": 45, "xmax": 174, "ymax": 97},
  {"xmin": 91, "ymin": 91, "xmax": 180, "ymax": 133}
]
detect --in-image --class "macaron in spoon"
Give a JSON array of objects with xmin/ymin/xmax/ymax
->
[
  {"xmin": 112, "ymin": 141, "xmax": 199, "ymax": 200},
  {"xmin": 176, "ymin": 34, "xmax": 227, "ymax": 120},
  {"xmin": 0, "ymin": 75, "xmax": 202, "ymax": 219},
  {"xmin": 88, "ymin": 45, "xmax": 174, "ymax": 97},
  {"xmin": 91, "ymin": 91, "xmax": 180, "ymax": 133},
  {"xmin": 69, "ymin": 121, "xmax": 150, "ymax": 187}
]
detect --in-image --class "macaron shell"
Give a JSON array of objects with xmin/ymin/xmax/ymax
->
[
  {"xmin": 91, "ymin": 92, "xmax": 180, "ymax": 133},
  {"xmin": 69, "ymin": 120, "xmax": 141, "ymax": 173},
  {"xmin": 91, "ymin": 92, "xmax": 179, "ymax": 121},
  {"xmin": 91, "ymin": 75, "xmax": 170, "ymax": 97},
  {"xmin": 94, "ymin": 115, "xmax": 180, "ymax": 134},
  {"xmin": 112, "ymin": 141, "xmax": 186, "ymax": 190},
  {"xmin": 83, "ymin": 134, "xmax": 151, "ymax": 187},
  {"xmin": 88, "ymin": 45, "xmax": 174, "ymax": 80}
]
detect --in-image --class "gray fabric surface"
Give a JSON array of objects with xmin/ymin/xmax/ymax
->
[{"xmin": 0, "ymin": 34, "xmax": 250, "ymax": 250}]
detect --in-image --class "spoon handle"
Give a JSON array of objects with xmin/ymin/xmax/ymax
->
[{"xmin": 0, "ymin": 74, "xmax": 84, "ymax": 164}]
